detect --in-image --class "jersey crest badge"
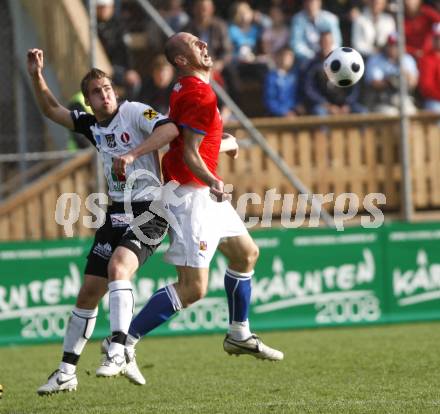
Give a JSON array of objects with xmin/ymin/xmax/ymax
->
[
  {"xmin": 143, "ymin": 108, "xmax": 158, "ymax": 121},
  {"xmin": 173, "ymin": 82, "xmax": 182, "ymax": 92},
  {"xmin": 105, "ymin": 133, "xmax": 116, "ymax": 148}
]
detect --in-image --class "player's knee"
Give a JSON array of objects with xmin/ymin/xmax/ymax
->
[
  {"xmin": 107, "ymin": 259, "xmax": 131, "ymax": 281},
  {"xmin": 251, "ymin": 244, "xmax": 259, "ymax": 262},
  {"xmin": 180, "ymin": 285, "xmax": 207, "ymax": 308},
  {"xmin": 241, "ymin": 244, "xmax": 259, "ymax": 268}
]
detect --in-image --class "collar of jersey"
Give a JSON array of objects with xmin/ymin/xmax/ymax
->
[
  {"xmin": 179, "ymin": 75, "xmax": 209, "ymax": 85},
  {"xmin": 97, "ymin": 101, "xmax": 124, "ymax": 128}
]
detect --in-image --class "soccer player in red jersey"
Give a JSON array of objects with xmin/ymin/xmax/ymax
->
[{"xmin": 113, "ymin": 32, "xmax": 283, "ymax": 373}]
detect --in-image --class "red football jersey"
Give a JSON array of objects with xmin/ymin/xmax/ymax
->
[{"xmin": 162, "ymin": 76, "xmax": 223, "ymax": 185}]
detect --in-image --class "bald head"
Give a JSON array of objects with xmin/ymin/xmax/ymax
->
[
  {"xmin": 164, "ymin": 32, "xmax": 213, "ymax": 77},
  {"xmin": 164, "ymin": 32, "xmax": 188, "ymax": 67}
]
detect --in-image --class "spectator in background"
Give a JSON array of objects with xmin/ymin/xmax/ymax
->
[
  {"xmin": 135, "ymin": 0, "xmax": 189, "ymax": 67},
  {"xmin": 226, "ymin": 1, "xmax": 268, "ymax": 109},
  {"xmin": 364, "ymin": 32, "xmax": 419, "ymax": 115},
  {"xmin": 264, "ymin": 0, "xmax": 301, "ymax": 17},
  {"xmin": 261, "ymin": 6, "xmax": 290, "ymax": 60},
  {"xmin": 228, "ymin": 2, "xmax": 264, "ymax": 64},
  {"xmin": 96, "ymin": 0, "xmax": 141, "ymax": 100},
  {"xmin": 418, "ymin": 23, "xmax": 440, "ymax": 112},
  {"xmin": 138, "ymin": 55, "xmax": 174, "ymax": 115},
  {"xmin": 304, "ymin": 31, "xmax": 365, "ymax": 115},
  {"xmin": 219, "ymin": 0, "xmax": 300, "ymax": 19},
  {"xmin": 290, "ymin": 0, "xmax": 342, "ymax": 63},
  {"xmin": 352, "ymin": 0, "xmax": 396, "ymax": 57},
  {"xmin": 323, "ymin": 0, "xmax": 362, "ymax": 46},
  {"xmin": 263, "ymin": 47, "xmax": 303, "ymax": 117},
  {"xmin": 184, "ymin": 0, "xmax": 234, "ymax": 120},
  {"xmin": 159, "ymin": 0, "xmax": 189, "ymax": 32},
  {"xmin": 184, "ymin": 0, "xmax": 232, "ymax": 81},
  {"xmin": 405, "ymin": 0, "xmax": 440, "ymax": 60}
]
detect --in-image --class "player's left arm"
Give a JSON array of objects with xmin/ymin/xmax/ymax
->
[
  {"xmin": 113, "ymin": 122, "xmax": 178, "ymax": 178},
  {"xmin": 183, "ymin": 129, "xmax": 228, "ymax": 201}
]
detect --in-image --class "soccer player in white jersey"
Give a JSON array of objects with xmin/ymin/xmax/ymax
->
[
  {"xmin": 27, "ymin": 49, "xmax": 179, "ymax": 395},
  {"xmin": 104, "ymin": 32, "xmax": 283, "ymax": 381}
]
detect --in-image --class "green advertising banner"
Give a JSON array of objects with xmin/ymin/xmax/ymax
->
[
  {"xmin": 384, "ymin": 221, "xmax": 440, "ymax": 323},
  {"xmin": 0, "ymin": 237, "xmax": 182, "ymax": 346},
  {"xmin": 1, "ymin": 222, "xmax": 440, "ymax": 346},
  {"xmin": 249, "ymin": 227, "xmax": 385, "ymax": 330}
]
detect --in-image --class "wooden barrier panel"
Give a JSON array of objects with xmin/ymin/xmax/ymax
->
[
  {"xmin": 0, "ymin": 151, "xmax": 96, "ymax": 241},
  {"xmin": 222, "ymin": 112, "xmax": 440, "ymax": 218},
  {"xmin": 1, "ymin": 113, "xmax": 440, "ymax": 240}
]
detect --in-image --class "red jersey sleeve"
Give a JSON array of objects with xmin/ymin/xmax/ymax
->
[{"xmin": 174, "ymin": 88, "xmax": 217, "ymax": 136}]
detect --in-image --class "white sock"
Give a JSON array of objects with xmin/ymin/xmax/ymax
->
[
  {"xmin": 108, "ymin": 342, "xmax": 125, "ymax": 358},
  {"xmin": 228, "ymin": 320, "xmax": 251, "ymax": 341},
  {"xmin": 59, "ymin": 362, "xmax": 76, "ymax": 375},
  {"xmin": 108, "ymin": 280, "xmax": 133, "ymax": 356},
  {"xmin": 126, "ymin": 333, "xmax": 140, "ymax": 349},
  {"xmin": 125, "ymin": 333, "xmax": 140, "ymax": 359},
  {"xmin": 108, "ymin": 280, "xmax": 134, "ymax": 333},
  {"xmin": 60, "ymin": 307, "xmax": 98, "ymax": 373}
]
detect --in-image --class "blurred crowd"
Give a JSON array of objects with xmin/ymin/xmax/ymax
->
[{"xmin": 74, "ymin": 0, "xmax": 440, "ymax": 129}]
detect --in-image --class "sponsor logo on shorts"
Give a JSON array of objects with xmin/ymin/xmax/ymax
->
[
  {"xmin": 93, "ymin": 242, "xmax": 112, "ymax": 259},
  {"xmin": 110, "ymin": 213, "xmax": 133, "ymax": 227},
  {"xmin": 199, "ymin": 241, "xmax": 208, "ymax": 251},
  {"xmin": 129, "ymin": 239, "xmax": 142, "ymax": 249}
]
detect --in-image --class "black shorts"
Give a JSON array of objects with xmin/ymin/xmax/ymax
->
[{"xmin": 84, "ymin": 201, "xmax": 168, "ymax": 278}]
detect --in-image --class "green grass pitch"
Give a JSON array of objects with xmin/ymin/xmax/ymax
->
[{"xmin": 1, "ymin": 322, "xmax": 440, "ymax": 414}]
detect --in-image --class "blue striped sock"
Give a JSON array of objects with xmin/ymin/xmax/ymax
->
[
  {"xmin": 224, "ymin": 268, "xmax": 253, "ymax": 323},
  {"xmin": 128, "ymin": 284, "xmax": 182, "ymax": 339}
]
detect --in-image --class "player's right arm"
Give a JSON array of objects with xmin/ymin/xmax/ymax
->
[{"xmin": 27, "ymin": 49, "xmax": 74, "ymax": 129}]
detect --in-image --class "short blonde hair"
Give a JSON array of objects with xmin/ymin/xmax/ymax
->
[{"xmin": 80, "ymin": 68, "xmax": 113, "ymax": 98}]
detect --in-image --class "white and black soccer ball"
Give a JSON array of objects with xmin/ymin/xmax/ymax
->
[{"xmin": 323, "ymin": 47, "xmax": 364, "ymax": 88}]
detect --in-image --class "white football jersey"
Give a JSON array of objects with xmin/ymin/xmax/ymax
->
[{"xmin": 71, "ymin": 101, "xmax": 171, "ymax": 202}]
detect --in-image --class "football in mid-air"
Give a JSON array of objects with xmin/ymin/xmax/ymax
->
[{"xmin": 323, "ymin": 47, "xmax": 364, "ymax": 88}]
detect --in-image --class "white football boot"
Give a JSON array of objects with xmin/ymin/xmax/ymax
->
[
  {"xmin": 96, "ymin": 351, "xmax": 126, "ymax": 377},
  {"xmin": 101, "ymin": 337, "xmax": 146, "ymax": 385},
  {"xmin": 124, "ymin": 348, "xmax": 146, "ymax": 385},
  {"xmin": 37, "ymin": 369, "xmax": 78, "ymax": 395},
  {"xmin": 223, "ymin": 334, "xmax": 284, "ymax": 361}
]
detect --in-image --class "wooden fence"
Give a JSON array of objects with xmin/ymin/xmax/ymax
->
[
  {"xmin": 222, "ymin": 112, "xmax": 440, "ymax": 217},
  {"xmin": 1, "ymin": 113, "xmax": 440, "ymax": 240},
  {"xmin": 0, "ymin": 150, "xmax": 96, "ymax": 241}
]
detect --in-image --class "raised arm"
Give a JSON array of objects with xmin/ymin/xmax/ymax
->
[{"xmin": 27, "ymin": 48, "xmax": 74, "ymax": 129}]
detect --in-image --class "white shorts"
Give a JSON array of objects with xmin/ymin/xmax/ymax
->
[{"xmin": 164, "ymin": 184, "xmax": 248, "ymax": 268}]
